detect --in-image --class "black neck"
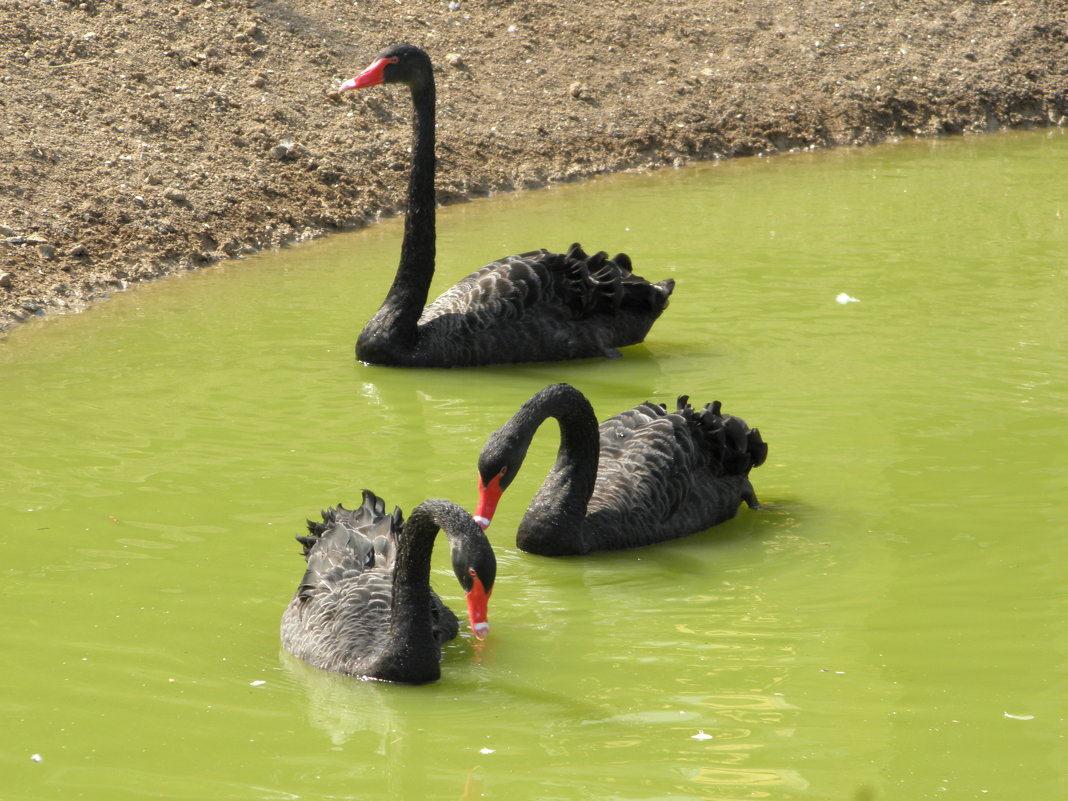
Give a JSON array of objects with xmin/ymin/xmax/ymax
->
[
  {"xmin": 511, "ymin": 385, "xmax": 601, "ymax": 535},
  {"xmin": 386, "ymin": 503, "xmax": 438, "ymax": 653},
  {"xmin": 379, "ymin": 77, "xmax": 437, "ymax": 340}
]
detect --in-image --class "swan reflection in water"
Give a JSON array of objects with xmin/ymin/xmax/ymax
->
[{"xmin": 278, "ymin": 649, "xmax": 489, "ymax": 799}]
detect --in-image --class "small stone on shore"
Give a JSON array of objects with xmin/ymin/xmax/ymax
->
[{"xmin": 270, "ymin": 141, "xmax": 307, "ymax": 161}]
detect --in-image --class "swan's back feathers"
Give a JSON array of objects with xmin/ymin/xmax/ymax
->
[
  {"xmin": 594, "ymin": 404, "xmax": 694, "ymax": 526},
  {"xmin": 422, "ymin": 244, "xmax": 670, "ymax": 322},
  {"xmin": 581, "ymin": 398, "xmax": 766, "ymax": 551},
  {"xmin": 407, "ymin": 243, "xmax": 674, "ymax": 365}
]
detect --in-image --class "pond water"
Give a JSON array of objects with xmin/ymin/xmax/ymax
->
[{"xmin": 2, "ymin": 129, "xmax": 1066, "ymax": 801}]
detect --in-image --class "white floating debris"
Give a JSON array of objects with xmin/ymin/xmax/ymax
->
[
  {"xmin": 1003, "ymin": 712, "xmax": 1034, "ymax": 720},
  {"xmin": 250, "ymin": 680, "xmax": 267, "ymax": 687},
  {"xmin": 691, "ymin": 730, "xmax": 714, "ymax": 741},
  {"xmin": 31, "ymin": 753, "xmax": 43, "ymax": 763},
  {"xmin": 836, "ymin": 292, "xmax": 861, "ymax": 304},
  {"xmin": 479, "ymin": 747, "xmax": 495, "ymax": 754}
]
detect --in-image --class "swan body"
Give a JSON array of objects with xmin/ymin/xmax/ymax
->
[
  {"xmin": 280, "ymin": 491, "xmax": 496, "ymax": 684},
  {"xmin": 342, "ymin": 44, "xmax": 674, "ymax": 367},
  {"xmin": 475, "ymin": 384, "xmax": 768, "ymax": 556}
]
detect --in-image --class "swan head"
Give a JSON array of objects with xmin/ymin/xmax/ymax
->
[
  {"xmin": 341, "ymin": 44, "xmax": 433, "ymax": 92},
  {"xmin": 450, "ymin": 522, "xmax": 497, "ymax": 640},
  {"xmin": 475, "ymin": 432, "xmax": 527, "ymax": 531}
]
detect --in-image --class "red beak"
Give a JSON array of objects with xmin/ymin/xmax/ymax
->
[
  {"xmin": 340, "ymin": 56, "xmax": 393, "ymax": 91},
  {"xmin": 474, "ymin": 472, "xmax": 504, "ymax": 531},
  {"xmin": 465, "ymin": 575, "xmax": 491, "ymax": 640}
]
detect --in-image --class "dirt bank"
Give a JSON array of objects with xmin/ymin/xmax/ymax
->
[{"xmin": 1, "ymin": 0, "xmax": 1065, "ymax": 332}]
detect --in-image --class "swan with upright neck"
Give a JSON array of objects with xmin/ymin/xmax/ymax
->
[
  {"xmin": 340, "ymin": 44, "xmax": 674, "ymax": 367},
  {"xmin": 474, "ymin": 384, "xmax": 768, "ymax": 556},
  {"xmin": 280, "ymin": 491, "xmax": 496, "ymax": 684}
]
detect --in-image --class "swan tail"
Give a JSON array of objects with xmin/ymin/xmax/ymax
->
[
  {"xmin": 293, "ymin": 489, "xmax": 402, "ymax": 585},
  {"xmin": 559, "ymin": 242, "xmax": 672, "ymax": 316},
  {"xmin": 680, "ymin": 398, "xmax": 768, "ymax": 477}
]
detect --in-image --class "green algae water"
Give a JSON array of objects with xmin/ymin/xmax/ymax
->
[{"xmin": 2, "ymin": 129, "xmax": 1066, "ymax": 800}]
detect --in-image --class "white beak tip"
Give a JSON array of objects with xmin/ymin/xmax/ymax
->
[
  {"xmin": 473, "ymin": 622, "xmax": 490, "ymax": 639},
  {"xmin": 473, "ymin": 515, "xmax": 491, "ymax": 531}
]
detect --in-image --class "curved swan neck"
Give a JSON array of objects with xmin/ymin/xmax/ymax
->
[
  {"xmin": 513, "ymin": 384, "xmax": 600, "ymax": 522},
  {"xmin": 375, "ymin": 499, "xmax": 491, "ymax": 682}
]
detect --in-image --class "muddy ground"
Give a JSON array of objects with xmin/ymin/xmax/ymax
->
[{"xmin": 1, "ymin": 0, "xmax": 1065, "ymax": 331}]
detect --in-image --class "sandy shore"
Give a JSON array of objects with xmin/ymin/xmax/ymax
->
[{"xmin": 1, "ymin": 0, "xmax": 1065, "ymax": 331}]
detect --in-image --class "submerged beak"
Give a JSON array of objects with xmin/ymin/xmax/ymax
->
[
  {"xmin": 474, "ymin": 472, "xmax": 504, "ymax": 531},
  {"xmin": 340, "ymin": 56, "xmax": 393, "ymax": 91},
  {"xmin": 465, "ymin": 575, "xmax": 491, "ymax": 640}
]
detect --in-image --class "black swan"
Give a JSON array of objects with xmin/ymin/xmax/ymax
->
[
  {"xmin": 474, "ymin": 383, "xmax": 768, "ymax": 556},
  {"xmin": 340, "ymin": 44, "xmax": 674, "ymax": 367},
  {"xmin": 280, "ymin": 491, "xmax": 496, "ymax": 684}
]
